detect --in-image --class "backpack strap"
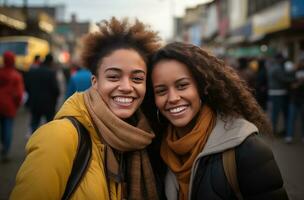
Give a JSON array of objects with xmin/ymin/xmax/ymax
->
[
  {"xmin": 62, "ymin": 116, "xmax": 92, "ymax": 200},
  {"xmin": 222, "ymin": 148, "xmax": 243, "ymax": 200}
]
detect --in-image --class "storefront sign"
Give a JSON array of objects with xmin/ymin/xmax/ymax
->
[
  {"xmin": 291, "ymin": 0, "xmax": 304, "ymax": 19},
  {"xmin": 189, "ymin": 23, "xmax": 202, "ymax": 46},
  {"xmin": 0, "ymin": 8, "xmax": 26, "ymax": 30},
  {"xmin": 38, "ymin": 13, "xmax": 55, "ymax": 33},
  {"xmin": 203, "ymin": 4, "xmax": 218, "ymax": 38},
  {"xmin": 253, "ymin": 1, "xmax": 290, "ymax": 36}
]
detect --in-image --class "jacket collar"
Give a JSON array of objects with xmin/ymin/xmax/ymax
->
[{"xmin": 199, "ymin": 116, "xmax": 258, "ymax": 157}]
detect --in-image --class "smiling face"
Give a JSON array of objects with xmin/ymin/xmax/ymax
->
[
  {"xmin": 92, "ymin": 49, "xmax": 147, "ymax": 119},
  {"xmin": 152, "ymin": 59, "xmax": 201, "ymax": 132}
]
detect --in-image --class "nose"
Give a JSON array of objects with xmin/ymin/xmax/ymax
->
[
  {"xmin": 168, "ymin": 89, "xmax": 181, "ymax": 104},
  {"xmin": 118, "ymin": 77, "xmax": 133, "ymax": 93}
]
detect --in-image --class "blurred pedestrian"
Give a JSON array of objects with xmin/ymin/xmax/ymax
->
[
  {"xmin": 65, "ymin": 65, "xmax": 91, "ymax": 99},
  {"xmin": 0, "ymin": 51, "xmax": 24, "ymax": 162},
  {"xmin": 255, "ymin": 59, "xmax": 268, "ymax": 111},
  {"xmin": 23, "ymin": 55, "xmax": 42, "ymax": 107},
  {"xmin": 143, "ymin": 42, "xmax": 288, "ymax": 199},
  {"xmin": 267, "ymin": 53, "xmax": 294, "ymax": 136},
  {"xmin": 285, "ymin": 54, "xmax": 304, "ymax": 143},
  {"xmin": 10, "ymin": 17, "xmax": 163, "ymax": 200},
  {"xmin": 30, "ymin": 55, "xmax": 41, "ymax": 69},
  {"xmin": 237, "ymin": 57, "xmax": 257, "ymax": 93},
  {"xmin": 26, "ymin": 53, "xmax": 60, "ymax": 133}
]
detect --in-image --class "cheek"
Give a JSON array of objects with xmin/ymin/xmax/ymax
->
[
  {"xmin": 192, "ymin": 92, "xmax": 201, "ymax": 109},
  {"xmin": 154, "ymin": 96, "xmax": 164, "ymax": 109},
  {"xmin": 140, "ymin": 83, "xmax": 146, "ymax": 93},
  {"xmin": 93, "ymin": 78, "xmax": 109, "ymax": 96},
  {"xmin": 136, "ymin": 84, "xmax": 146, "ymax": 98}
]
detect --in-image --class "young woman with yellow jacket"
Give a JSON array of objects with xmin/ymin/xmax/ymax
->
[{"xmin": 10, "ymin": 17, "xmax": 162, "ymax": 200}]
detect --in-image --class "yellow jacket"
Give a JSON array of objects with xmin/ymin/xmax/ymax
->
[{"xmin": 10, "ymin": 93, "xmax": 121, "ymax": 200}]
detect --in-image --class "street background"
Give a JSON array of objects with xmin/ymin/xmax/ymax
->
[{"xmin": 1, "ymin": 0, "xmax": 304, "ymax": 199}]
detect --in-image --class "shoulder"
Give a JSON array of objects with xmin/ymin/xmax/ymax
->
[
  {"xmin": 27, "ymin": 118, "xmax": 79, "ymax": 155},
  {"xmin": 10, "ymin": 119, "xmax": 80, "ymax": 200},
  {"xmin": 236, "ymin": 135, "xmax": 288, "ymax": 198},
  {"xmin": 193, "ymin": 135, "xmax": 287, "ymax": 199},
  {"xmin": 70, "ymin": 73, "xmax": 80, "ymax": 82},
  {"xmin": 236, "ymin": 134, "xmax": 274, "ymax": 167},
  {"xmin": 12, "ymin": 70, "xmax": 23, "ymax": 79}
]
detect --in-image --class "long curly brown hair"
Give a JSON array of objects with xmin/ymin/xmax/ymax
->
[
  {"xmin": 81, "ymin": 17, "xmax": 161, "ymax": 75},
  {"xmin": 143, "ymin": 42, "xmax": 272, "ymax": 135}
]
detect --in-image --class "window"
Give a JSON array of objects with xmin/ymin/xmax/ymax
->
[{"xmin": 0, "ymin": 41, "xmax": 28, "ymax": 55}]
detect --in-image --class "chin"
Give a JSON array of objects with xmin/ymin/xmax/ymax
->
[
  {"xmin": 170, "ymin": 118, "xmax": 190, "ymax": 128},
  {"xmin": 114, "ymin": 111, "xmax": 134, "ymax": 119},
  {"xmin": 170, "ymin": 121, "xmax": 185, "ymax": 128}
]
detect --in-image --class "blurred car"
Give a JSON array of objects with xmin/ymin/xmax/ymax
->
[{"xmin": 0, "ymin": 36, "xmax": 50, "ymax": 71}]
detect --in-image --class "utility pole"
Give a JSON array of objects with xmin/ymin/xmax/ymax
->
[
  {"xmin": 3, "ymin": 0, "xmax": 8, "ymax": 6},
  {"xmin": 159, "ymin": 0, "xmax": 175, "ymax": 40},
  {"xmin": 23, "ymin": 0, "xmax": 28, "ymax": 9},
  {"xmin": 23, "ymin": 0, "xmax": 28, "ymax": 28}
]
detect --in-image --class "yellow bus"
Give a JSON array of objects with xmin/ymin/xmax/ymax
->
[{"xmin": 0, "ymin": 36, "xmax": 50, "ymax": 71}]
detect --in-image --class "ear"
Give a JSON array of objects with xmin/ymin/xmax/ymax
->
[{"xmin": 91, "ymin": 75, "xmax": 98, "ymax": 89}]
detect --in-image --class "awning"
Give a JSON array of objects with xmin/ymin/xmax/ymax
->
[
  {"xmin": 227, "ymin": 45, "xmax": 275, "ymax": 58},
  {"xmin": 226, "ymin": 35, "xmax": 246, "ymax": 45},
  {"xmin": 0, "ymin": 8, "xmax": 26, "ymax": 30},
  {"xmin": 249, "ymin": 34, "xmax": 265, "ymax": 42}
]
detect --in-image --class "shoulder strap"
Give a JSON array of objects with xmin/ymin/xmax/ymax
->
[
  {"xmin": 222, "ymin": 148, "xmax": 243, "ymax": 200},
  {"xmin": 62, "ymin": 116, "xmax": 92, "ymax": 200}
]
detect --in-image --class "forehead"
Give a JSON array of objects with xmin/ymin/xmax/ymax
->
[
  {"xmin": 152, "ymin": 59, "xmax": 192, "ymax": 80},
  {"xmin": 99, "ymin": 49, "xmax": 147, "ymax": 73}
]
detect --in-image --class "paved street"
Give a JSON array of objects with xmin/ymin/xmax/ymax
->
[
  {"xmin": 0, "ymin": 107, "xmax": 29, "ymax": 200},
  {"xmin": 272, "ymin": 138, "xmax": 304, "ymax": 199},
  {"xmin": 0, "ymin": 106, "xmax": 304, "ymax": 200}
]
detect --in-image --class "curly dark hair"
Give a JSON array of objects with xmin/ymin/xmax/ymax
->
[
  {"xmin": 143, "ymin": 42, "xmax": 272, "ymax": 135},
  {"xmin": 81, "ymin": 17, "xmax": 161, "ymax": 75}
]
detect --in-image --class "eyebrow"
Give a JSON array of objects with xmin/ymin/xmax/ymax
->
[
  {"xmin": 175, "ymin": 77, "xmax": 191, "ymax": 83},
  {"xmin": 132, "ymin": 69, "xmax": 146, "ymax": 75},
  {"xmin": 104, "ymin": 67, "xmax": 121, "ymax": 73},
  {"xmin": 104, "ymin": 67, "xmax": 146, "ymax": 75}
]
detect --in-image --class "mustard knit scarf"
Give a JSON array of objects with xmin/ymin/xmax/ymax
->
[{"xmin": 161, "ymin": 105, "xmax": 216, "ymax": 200}]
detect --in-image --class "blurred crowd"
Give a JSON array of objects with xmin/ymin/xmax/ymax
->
[
  {"xmin": 0, "ymin": 51, "xmax": 91, "ymax": 161},
  {"xmin": 224, "ymin": 52, "xmax": 304, "ymax": 143}
]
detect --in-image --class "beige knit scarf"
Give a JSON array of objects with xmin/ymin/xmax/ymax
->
[{"xmin": 84, "ymin": 88, "xmax": 159, "ymax": 200}]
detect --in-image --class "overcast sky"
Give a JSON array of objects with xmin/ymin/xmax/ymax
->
[{"xmin": 7, "ymin": 0, "xmax": 213, "ymax": 39}]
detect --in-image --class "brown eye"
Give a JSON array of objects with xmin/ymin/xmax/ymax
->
[
  {"xmin": 154, "ymin": 87, "xmax": 167, "ymax": 96},
  {"xmin": 176, "ymin": 82, "xmax": 189, "ymax": 90},
  {"xmin": 132, "ymin": 76, "xmax": 145, "ymax": 83},
  {"xmin": 106, "ymin": 74, "xmax": 120, "ymax": 81}
]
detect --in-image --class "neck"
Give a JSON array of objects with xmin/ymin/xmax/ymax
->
[
  {"xmin": 124, "ymin": 115, "xmax": 138, "ymax": 126},
  {"xmin": 176, "ymin": 127, "xmax": 191, "ymax": 138}
]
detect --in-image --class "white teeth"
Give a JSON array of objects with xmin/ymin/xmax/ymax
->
[
  {"xmin": 114, "ymin": 97, "xmax": 133, "ymax": 103},
  {"xmin": 169, "ymin": 106, "xmax": 187, "ymax": 113}
]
